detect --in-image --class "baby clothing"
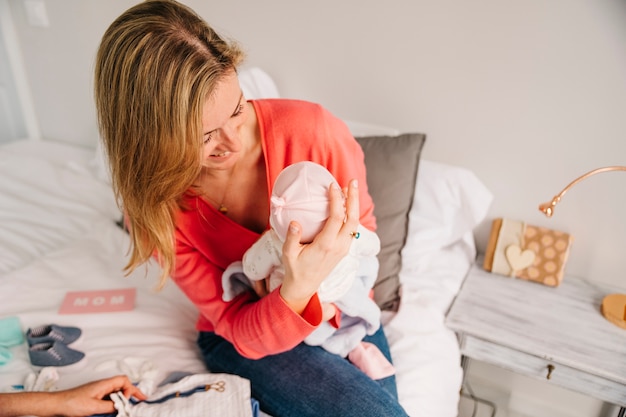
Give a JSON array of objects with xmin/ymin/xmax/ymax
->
[
  {"xmin": 0, "ymin": 316, "xmax": 24, "ymax": 365},
  {"xmin": 109, "ymin": 373, "xmax": 254, "ymax": 417},
  {"xmin": 223, "ymin": 224, "xmax": 381, "ymax": 355}
]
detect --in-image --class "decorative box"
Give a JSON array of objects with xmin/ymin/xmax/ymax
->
[{"xmin": 483, "ymin": 218, "xmax": 573, "ymax": 286}]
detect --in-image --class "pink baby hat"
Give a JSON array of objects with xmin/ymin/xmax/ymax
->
[{"xmin": 270, "ymin": 161, "xmax": 338, "ymax": 243}]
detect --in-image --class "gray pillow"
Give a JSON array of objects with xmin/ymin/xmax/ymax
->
[{"xmin": 355, "ymin": 133, "xmax": 426, "ymax": 311}]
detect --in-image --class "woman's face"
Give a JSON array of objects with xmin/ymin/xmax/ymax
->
[{"xmin": 200, "ymin": 71, "xmax": 248, "ymax": 171}]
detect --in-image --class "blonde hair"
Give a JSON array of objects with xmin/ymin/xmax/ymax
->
[{"xmin": 94, "ymin": 0, "xmax": 244, "ymax": 287}]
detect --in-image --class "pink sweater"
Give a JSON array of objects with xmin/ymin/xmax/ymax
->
[{"xmin": 171, "ymin": 99, "xmax": 376, "ymax": 359}]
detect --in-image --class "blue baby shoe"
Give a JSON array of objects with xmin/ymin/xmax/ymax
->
[
  {"xmin": 28, "ymin": 341, "xmax": 85, "ymax": 367},
  {"xmin": 26, "ymin": 324, "xmax": 82, "ymax": 346}
]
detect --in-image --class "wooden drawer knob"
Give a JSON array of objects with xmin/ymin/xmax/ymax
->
[{"xmin": 546, "ymin": 364, "xmax": 555, "ymax": 380}]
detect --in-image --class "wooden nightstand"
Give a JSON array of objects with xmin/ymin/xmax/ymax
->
[{"xmin": 446, "ymin": 260, "xmax": 626, "ymax": 415}]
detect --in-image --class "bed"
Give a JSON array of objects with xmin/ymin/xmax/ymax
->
[{"xmin": 0, "ymin": 68, "xmax": 493, "ymax": 417}]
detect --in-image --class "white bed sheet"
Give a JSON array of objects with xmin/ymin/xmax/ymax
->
[{"xmin": 0, "ymin": 139, "xmax": 491, "ymax": 417}]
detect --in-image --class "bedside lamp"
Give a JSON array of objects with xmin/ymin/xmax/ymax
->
[{"xmin": 539, "ymin": 166, "xmax": 626, "ymax": 330}]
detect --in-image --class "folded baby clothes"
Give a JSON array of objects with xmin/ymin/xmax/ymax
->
[
  {"xmin": 0, "ymin": 316, "xmax": 25, "ymax": 348},
  {"xmin": 0, "ymin": 346, "xmax": 11, "ymax": 366},
  {"xmin": 111, "ymin": 373, "xmax": 253, "ymax": 417}
]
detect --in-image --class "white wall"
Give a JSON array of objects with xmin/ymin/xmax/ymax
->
[
  {"xmin": 0, "ymin": 0, "xmax": 38, "ymax": 141},
  {"xmin": 6, "ymin": 1, "xmax": 626, "ymax": 416}
]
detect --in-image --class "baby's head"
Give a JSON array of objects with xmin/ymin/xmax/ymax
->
[{"xmin": 270, "ymin": 161, "xmax": 338, "ymax": 243}]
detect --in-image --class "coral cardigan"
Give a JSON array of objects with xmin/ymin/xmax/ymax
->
[{"xmin": 171, "ymin": 99, "xmax": 376, "ymax": 359}]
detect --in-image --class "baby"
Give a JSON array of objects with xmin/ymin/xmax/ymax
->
[{"xmin": 222, "ymin": 161, "xmax": 394, "ymax": 379}]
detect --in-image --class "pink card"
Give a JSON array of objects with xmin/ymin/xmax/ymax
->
[{"xmin": 59, "ymin": 288, "xmax": 136, "ymax": 314}]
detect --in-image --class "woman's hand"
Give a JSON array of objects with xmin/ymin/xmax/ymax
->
[
  {"xmin": 321, "ymin": 303, "xmax": 338, "ymax": 321},
  {"xmin": 252, "ymin": 278, "xmax": 271, "ymax": 298},
  {"xmin": 279, "ymin": 179, "xmax": 360, "ymax": 314}
]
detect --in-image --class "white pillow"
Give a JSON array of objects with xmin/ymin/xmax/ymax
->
[
  {"xmin": 238, "ymin": 66, "xmax": 280, "ymax": 100},
  {"xmin": 409, "ymin": 160, "xmax": 493, "ymax": 251},
  {"xmin": 399, "ymin": 159, "xmax": 493, "ymax": 309}
]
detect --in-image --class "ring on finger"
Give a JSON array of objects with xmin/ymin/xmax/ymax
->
[{"xmin": 349, "ymin": 231, "xmax": 360, "ymax": 239}]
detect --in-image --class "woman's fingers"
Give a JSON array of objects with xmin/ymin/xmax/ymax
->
[
  {"xmin": 252, "ymin": 279, "xmax": 269, "ymax": 298},
  {"xmin": 342, "ymin": 179, "xmax": 360, "ymax": 235},
  {"xmin": 280, "ymin": 221, "xmax": 318, "ymax": 314},
  {"xmin": 315, "ymin": 180, "xmax": 359, "ymax": 247},
  {"xmin": 317, "ymin": 182, "xmax": 345, "ymax": 239},
  {"xmin": 279, "ymin": 179, "xmax": 360, "ymax": 315},
  {"xmin": 281, "ymin": 221, "xmax": 302, "ymax": 257},
  {"xmin": 321, "ymin": 303, "xmax": 337, "ymax": 321}
]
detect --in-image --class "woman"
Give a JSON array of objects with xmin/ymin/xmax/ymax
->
[{"xmin": 94, "ymin": 1, "xmax": 408, "ymax": 416}]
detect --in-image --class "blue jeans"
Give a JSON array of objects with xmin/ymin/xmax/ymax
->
[{"xmin": 197, "ymin": 326, "xmax": 408, "ymax": 417}]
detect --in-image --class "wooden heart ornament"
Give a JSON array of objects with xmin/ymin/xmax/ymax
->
[{"xmin": 505, "ymin": 245, "xmax": 535, "ymax": 272}]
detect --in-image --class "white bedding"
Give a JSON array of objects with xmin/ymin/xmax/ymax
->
[{"xmin": 0, "ymin": 141, "xmax": 206, "ymax": 394}]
